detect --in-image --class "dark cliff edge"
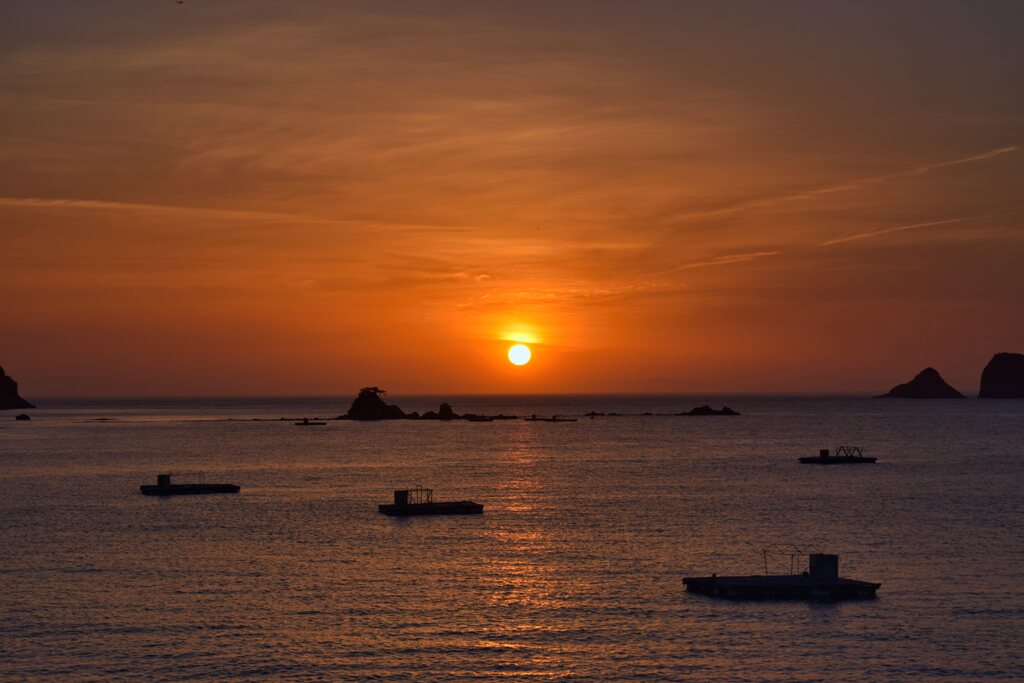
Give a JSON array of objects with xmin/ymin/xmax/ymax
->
[
  {"xmin": 875, "ymin": 367, "xmax": 964, "ymax": 399},
  {"xmin": 1, "ymin": 366, "xmax": 35, "ymax": 410},
  {"xmin": 979, "ymin": 352, "xmax": 1024, "ymax": 398}
]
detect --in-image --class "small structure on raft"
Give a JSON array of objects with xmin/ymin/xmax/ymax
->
[
  {"xmin": 140, "ymin": 472, "xmax": 240, "ymax": 496},
  {"xmin": 683, "ymin": 552, "xmax": 880, "ymax": 602},
  {"xmin": 378, "ymin": 486, "xmax": 483, "ymax": 516},
  {"xmin": 799, "ymin": 446, "xmax": 876, "ymax": 465}
]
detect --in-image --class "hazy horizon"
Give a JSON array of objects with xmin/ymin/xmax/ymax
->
[
  {"xmin": 23, "ymin": 389, "xmax": 899, "ymax": 401},
  {"xmin": 6, "ymin": 360, "xmax": 1006, "ymax": 400}
]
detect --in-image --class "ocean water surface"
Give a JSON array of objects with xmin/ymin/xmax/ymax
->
[{"xmin": 1, "ymin": 395, "xmax": 1022, "ymax": 681}]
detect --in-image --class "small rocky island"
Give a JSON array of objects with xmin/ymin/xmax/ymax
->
[
  {"xmin": 1, "ymin": 366, "xmax": 34, "ymax": 410},
  {"xmin": 681, "ymin": 405, "xmax": 739, "ymax": 416},
  {"xmin": 876, "ymin": 367, "xmax": 964, "ymax": 399},
  {"xmin": 343, "ymin": 387, "xmax": 511, "ymax": 421},
  {"xmin": 978, "ymin": 352, "xmax": 1024, "ymax": 398},
  {"xmin": 345, "ymin": 386, "xmax": 407, "ymax": 420}
]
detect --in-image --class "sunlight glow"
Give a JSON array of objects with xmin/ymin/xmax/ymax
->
[{"xmin": 508, "ymin": 344, "xmax": 532, "ymax": 366}]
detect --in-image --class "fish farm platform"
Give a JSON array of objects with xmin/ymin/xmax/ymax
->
[
  {"xmin": 378, "ymin": 487, "xmax": 483, "ymax": 516},
  {"xmin": 800, "ymin": 446, "xmax": 876, "ymax": 464},
  {"xmin": 140, "ymin": 472, "xmax": 239, "ymax": 496},
  {"xmin": 683, "ymin": 574, "xmax": 880, "ymax": 601},
  {"xmin": 141, "ymin": 483, "xmax": 241, "ymax": 496},
  {"xmin": 378, "ymin": 501, "xmax": 484, "ymax": 516}
]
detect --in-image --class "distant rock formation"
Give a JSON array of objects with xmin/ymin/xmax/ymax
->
[
  {"xmin": 876, "ymin": 367, "xmax": 964, "ymax": 398},
  {"xmin": 421, "ymin": 402, "xmax": 456, "ymax": 420},
  {"xmin": 345, "ymin": 387, "xmax": 406, "ymax": 420},
  {"xmin": 344, "ymin": 390, "xmax": 504, "ymax": 421},
  {"xmin": 419, "ymin": 402, "xmax": 496, "ymax": 421},
  {"xmin": 681, "ymin": 405, "xmax": 740, "ymax": 416},
  {"xmin": 0, "ymin": 366, "xmax": 34, "ymax": 410},
  {"xmin": 979, "ymin": 352, "xmax": 1024, "ymax": 398}
]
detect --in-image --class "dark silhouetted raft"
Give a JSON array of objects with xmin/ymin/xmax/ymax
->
[
  {"xmin": 800, "ymin": 446, "xmax": 876, "ymax": 464},
  {"xmin": 684, "ymin": 553, "xmax": 880, "ymax": 602},
  {"xmin": 378, "ymin": 487, "xmax": 483, "ymax": 516},
  {"xmin": 140, "ymin": 472, "xmax": 240, "ymax": 496}
]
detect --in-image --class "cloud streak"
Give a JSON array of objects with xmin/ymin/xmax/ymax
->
[
  {"xmin": 0, "ymin": 196, "xmax": 468, "ymax": 233},
  {"xmin": 819, "ymin": 216, "xmax": 991, "ymax": 247},
  {"xmin": 675, "ymin": 251, "xmax": 781, "ymax": 270},
  {"xmin": 664, "ymin": 145, "xmax": 1019, "ymax": 225}
]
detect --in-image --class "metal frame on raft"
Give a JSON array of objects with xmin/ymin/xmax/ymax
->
[
  {"xmin": 760, "ymin": 545, "xmax": 822, "ymax": 575},
  {"xmin": 394, "ymin": 486, "xmax": 433, "ymax": 506},
  {"xmin": 800, "ymin": 445, "xmax": 876, "ymax": 464},
  {"xmin": 163, "ymin": 470, "xmax": 206, "ymax": 485},
  {"xmin": 379, "ymin": 486, "xmax": 483, "ymax": 515}
]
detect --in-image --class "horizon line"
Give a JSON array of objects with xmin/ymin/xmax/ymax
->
[{"xmin": 21, "ymin": 390, "xmax": 891, "ymax": 402}]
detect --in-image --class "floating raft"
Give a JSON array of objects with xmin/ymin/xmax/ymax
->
[
  {"xmin": 800, "ymin": 446, "xmax": 876, "ymax": 465},
  {"xmin": 140, "ymin": 473, "xmax": 240, "ymax": 496},
  {"xmin": 378, "ymin": 487, "xmax": 483, "ymax": 516},
  {"xmin": 684, "ymin": 554, "xmax": 880, "ymax": 602}
]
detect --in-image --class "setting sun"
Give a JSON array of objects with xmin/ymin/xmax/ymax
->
[{"xmin": 508, "ymin": 344, "xmax": 532, "ymax": 366}]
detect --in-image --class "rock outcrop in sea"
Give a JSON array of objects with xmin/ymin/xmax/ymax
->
[
  {"xmin": 343, "ymin": 388, "xmax": 510, "ymax": 421},
  {"xmin": 979, "ymin": 352, "xmax": 1024, "ymax": 398},
  {"xmin": 681, "ymin": 405, "xmax": 740, "ymax": 416},
  {"xmin": 876, "ymin": 367, "xmax": 964, "ymax": 398},
  {"xmin": 345, "ymin": 387, "xmax": 406, "ymax": 420},
  {"xmin": 421, "ymin": 402, "xmax": 457, "ymax": 420},
  {"xmin": 0, "ymin": 366, "xmax": 34, "ymax": 410}
]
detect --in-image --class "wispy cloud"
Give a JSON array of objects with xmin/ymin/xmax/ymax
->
[
  {"xmin": 908, "ymin": 146, "xmax": 1019, "ymax": 174},
  {"xmin": 675, "ymin": 251, "xmax": 780, "ymax": 270},
  {"xmin": 792, "ymin": 146, "xmax": 1019, "ymax": 202},
  {"xmin": 0, "ymin": 196, "xmax": 467, "ymax": 233},
  {"xmin": 663, "ymin": 145, "xmax": 1019, "ymax": 224},
  {"xmin": 0, "ymin": 196, "xmax": 309, "ymax": 221},
  {"xmin": 819, "ymin": 216, "xmax": 990, "ymax": 246}
]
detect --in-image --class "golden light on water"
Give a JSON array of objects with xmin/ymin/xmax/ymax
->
[{"xmin": 508, "ymin": 344, "xmax": 532, "ymax": 366}]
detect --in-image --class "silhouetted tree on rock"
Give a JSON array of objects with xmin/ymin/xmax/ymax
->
[{"xmin": 346, "ymin": 387, "xmax": 406, "ymax": 420}]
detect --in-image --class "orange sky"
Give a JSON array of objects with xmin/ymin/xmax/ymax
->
[{"xmin": 2, "ymin": 1, "xmax": 1022, "ymax": 396}]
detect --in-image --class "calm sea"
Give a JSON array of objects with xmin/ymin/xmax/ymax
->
[{"xmin": 1, "ymin": 395, "xmax": 1022, "ymax": 681}]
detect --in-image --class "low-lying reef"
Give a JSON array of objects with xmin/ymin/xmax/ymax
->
[
  {"xmin": 338, "ymin": 387, "xmax": 742, "ymax": 422},
  {"xmin": 680, "ymin": 405, "xmax": 740, "ymax": 416},
  {"xmin": 406, "ymin": 402, "xmax": 517, "ymax": 422},
  {"xmin": 584, "ymin": 405, "xmax": 740, "ymax": 417}
]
